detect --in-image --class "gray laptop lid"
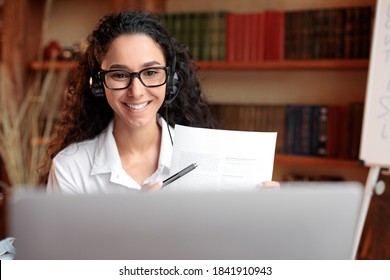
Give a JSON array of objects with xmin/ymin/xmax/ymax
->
[{"xmin": 8, "ymin": 181, "xmax": 364, "ymax": 260}]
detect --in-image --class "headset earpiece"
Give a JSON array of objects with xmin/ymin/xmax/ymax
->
[
  {"xmin": 89, "ymin": 73, "xmax": 105, "ymax": 98},
  {"xmin": 164, "ymin": 58, "xmax": 180, "ymax": 106},
  {"xmin": 172, "ymin": 72, "xmax": 179, "ymax": 95}
]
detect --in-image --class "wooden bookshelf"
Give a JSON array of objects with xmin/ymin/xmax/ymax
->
[
  {"xmin": 31, "ymin": 59, "xmax": 369, "ymax": 71},
  {"xmin": 275, "ymin": 154, "xmax": 367, "ymax": 170}
]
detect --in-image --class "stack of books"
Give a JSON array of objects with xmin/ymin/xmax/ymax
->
[
  {"xmin": 210, "ymin": 103, "xmax": 364, "ymax": 160},
  {"xmin": 159, "ymin": 6, "xmax": 372, "ymax": 62},
  {"xmin": 159, "ymin": 11, "xmax": 228, "ymax": 61}
]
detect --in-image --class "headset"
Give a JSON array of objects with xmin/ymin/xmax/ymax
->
[
  {"xmin": 89, "ymin": 57, "xmax": 180, "ymax": 106},
  {"xmin": 89, "ymin": 73, "xmax": 105, "ymax": 98},
  {"xmin": 164, "ymin": 56, "xmax": 180, "ymax": 106}
]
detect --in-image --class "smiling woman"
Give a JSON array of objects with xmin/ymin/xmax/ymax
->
[
  {"xmin": 101, "ymin": 34, "xmax": 167, "ymax": 132},
  {"xmin": 38, "ymin": 10, "xmax": 218, "ymax": 193}
]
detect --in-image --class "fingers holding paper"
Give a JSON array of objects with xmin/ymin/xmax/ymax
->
[{"xmin": 257, "ymin": 181, "xmax": 280, "ymax": 190}]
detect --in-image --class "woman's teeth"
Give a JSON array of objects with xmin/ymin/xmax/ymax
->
[{"xmin": 126, "ymin": 102, "xmax": 149, "ymax": 110}]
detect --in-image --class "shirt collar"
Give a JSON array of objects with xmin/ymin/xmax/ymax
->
[
  {"xmin": 90, "ymin": 119, "xmax": 121, "ymax": 175},
  {"xmin": 90, "ymin": 116, "xmax": 174, "ymax": 177}
]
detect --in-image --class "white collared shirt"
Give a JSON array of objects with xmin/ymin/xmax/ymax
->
[{"xmin": 47, "ymin": 116, "xmax": 173, "ymax": 194}]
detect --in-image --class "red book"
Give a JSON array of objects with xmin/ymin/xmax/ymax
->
[
  {"xmin": 226, "ymin": 13, "xmax": 236, "ymax": 61},
  {"xmin": 242, "ymin": 13, "xmax": 253, "ymax": 61},
  {"xmin": 235, "ymin": 13, "xmax": 245, "ymax": 61},
  {"xmin": 252, "ymin": 12, "xmax": 266, "ymax": 61},
  {"xmin": 264, "ymin": 10, "xmax": 285, "ymax": 60}
]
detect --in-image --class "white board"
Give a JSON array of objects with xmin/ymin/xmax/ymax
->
[{"xmin": 360, "ymin": 0, "xmax": 390, "ymax": 167}]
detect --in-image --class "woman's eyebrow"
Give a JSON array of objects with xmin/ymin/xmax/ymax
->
[
  {"xmin": 107, "ymin": 61, "xmax": 163, "ymax": 70},
  {"xmin": 142, "ymin": 61, "xmax": 163, "ymax": 68},
  {"xmin": 107, "ymin": 64, "xmax": 127, "ymax": 70}
]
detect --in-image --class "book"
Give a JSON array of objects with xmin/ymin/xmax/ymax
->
[
  {"xmin": 252, "ymin": 12, "xmax": 266, "ymax": 61},
  {"xmin": 191, "ymin": 12, "xmax": 201, "ymax": 61},
  {"xmin": 349, "ymin": 102, "xmax": 364, "ymax": 159},
  {"xmin": 284, "ymin": 10, "xmax": 303, "ymax": 59},
  {"xmin": 264, "ymin": 10, "xmax": 285, "ymax": 60},
  {"xmin": 337, "ymin": 105, "xmax": 352, "ymax": 159},
  {"xmin": 199, "ymin": 12, "xmax": 210, "ymax": 61},
  {"xmin": 208, "ymin": 11, "xmax": 228, "ymax": 61},
  {"xmin": 225, "ymin": 13, "xmax": 236, "ymax": 62}
]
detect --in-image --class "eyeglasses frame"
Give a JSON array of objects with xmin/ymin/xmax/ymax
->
[{"xmin": 98, "ymin": 66, "xmax": 170, "ymax": 90}]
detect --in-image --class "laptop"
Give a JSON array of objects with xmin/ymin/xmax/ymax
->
[{"xmin": 8, "ymin": 181, "xmax": 364, "ymax": 260}]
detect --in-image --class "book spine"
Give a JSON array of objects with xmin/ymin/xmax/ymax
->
[
  {"xmin": 349, "ymin": 103, "xmax": 364, "ymax": 159},
  {"xmin": 254, "ymin": 12, "xmax": 266, "ymax": 61},
  {"xmin": 218, "ymin": 12, "xmax": 227, "ymax": 61},
  {"xmin": 199, "ymin": 12, "xmax": 210, "ymax": 61},
  {"xmin": 299, "ymin": 10, "xmax": 312, "ymax": 59},
  {"xmin": 337, "ymin": 105, "xmax": 351, "ymax": 159},
  {"xmin": 264, "ymin": 11, "xmax": 285, "ymax": 60},
  {"xmin": 312, "ymin": 10, "xmax": 324, "ymax": 59},
  {"xmin": 291, "ymin": 11, "xmax": 303, "ymax": 59},
  {"xmin": 242, "ymin": 13, "xmax": 252, "ymax": 62},
  {"xmin": 191, "ymin": 13, "xmax": 201, "ymax": 61},
  {"xmin": 317, "ymin": 106, "xmax": 328, "ymax": 157},
  {"xmin": 226, "ymin": 13, "xmax": 235, "ymax": 62},
  {"xmin": 358, "ymin": 6, "xmax": 373, "ymax": 58},
  {"xmin": 181, "ymin": 12, "xmax": 193, "ymax": 55}
]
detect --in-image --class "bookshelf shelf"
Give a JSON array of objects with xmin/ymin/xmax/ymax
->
[
  {"xmin": 275, "ymin": 154, "xmax": 367, "ymax": 170},
  {"xmin": 30, "ymin": 60, "xmax": 77, "ymax": 70},
  {"xmin": 197, "ymin": 59, "xmax": 369, "ymax": 70},
  {"xmin": 31, "ymin": 59, "xmax": 369, "ymax": 71}
]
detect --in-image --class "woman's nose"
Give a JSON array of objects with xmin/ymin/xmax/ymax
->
[{"xmin": 127, "ymin": 77, "xmax": 144, "ymax": 98}]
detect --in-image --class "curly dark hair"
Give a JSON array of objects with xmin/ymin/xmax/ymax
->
[{"xmin": 38, "ymin": 10, "xmax": 218, "ymax": 185}]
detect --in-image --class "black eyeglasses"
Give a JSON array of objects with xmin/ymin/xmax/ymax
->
[{"xmin": 99, "ymin": 66, "xmax": 169, "ymax": 90}]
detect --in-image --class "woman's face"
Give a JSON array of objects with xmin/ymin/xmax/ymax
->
[{"xmin": 101, "ymin": 34, "xmax": 166, "ymax": 130}]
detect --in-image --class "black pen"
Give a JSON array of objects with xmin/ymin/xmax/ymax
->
[{"xmin": 162, "ymin": 163, "xmax": 199, "ymax": 188}]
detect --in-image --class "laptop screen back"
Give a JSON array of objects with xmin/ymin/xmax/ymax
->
[{"xmin": 8, "ymin": 181, "xmax": 364, "ymax": 260}]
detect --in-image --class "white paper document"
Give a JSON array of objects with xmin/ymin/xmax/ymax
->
[{"xmin": 166, "ymin": 125, "xmax": 277, "ymax": 191}]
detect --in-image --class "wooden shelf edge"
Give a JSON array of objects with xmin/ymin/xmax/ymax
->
[
  {"xmin": 196, "ymin": 59, "xmax": 369, "ymax": 70},
  {"xmin": 275, "ymin": 154, "xmax": 368, "ymax": 169},
  {"xmin": 30, "ymin": 60, "xmax": 77, "ymax": 70}
]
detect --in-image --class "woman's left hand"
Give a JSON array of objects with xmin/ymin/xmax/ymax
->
[{"xmin": 257, "ymin": 181, "xmax": 280, "ymax": 190}]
